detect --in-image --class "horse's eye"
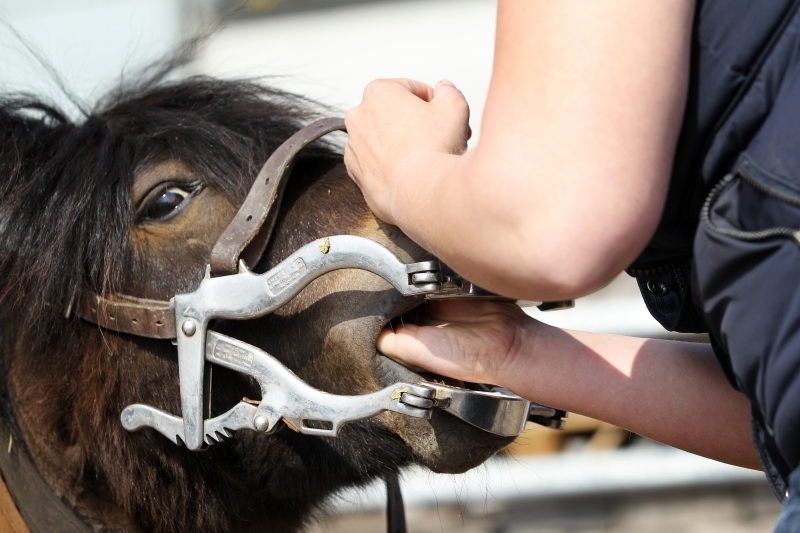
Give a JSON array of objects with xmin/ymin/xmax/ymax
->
[{"xmin": 143, "ymin": 186, "xmax": 192, "ymax": 220}]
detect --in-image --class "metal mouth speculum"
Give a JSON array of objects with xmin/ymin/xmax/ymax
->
[{"xmin": 120, "ymin": 234, "xmax": 567, "ymax": 450}]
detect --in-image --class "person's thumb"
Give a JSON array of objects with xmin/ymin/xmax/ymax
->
[
  {"xmin": 431, "ymin": 80, "xmax": 471, "ymax": 146},
  {"xmin": 377, "ymin": 324, "xmax": 477, "ymax": 382},
  {"xmin": 376, "ymin": 324, "xmax": 429, "ymax": 370},
  {"xmin": 432, "ymin": 79, "xmax": 463, "ymax": 100}
]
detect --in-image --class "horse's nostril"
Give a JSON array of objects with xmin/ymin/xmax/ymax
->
[
  {"xmin": 246, "ymin": 215, "xmax": 252, "ymax": 222},
  {"xmin": 155, "ymin": 320, "xmax": 163, "ymax": 327},
  {"xmin": 131, "ymin": 318, "xmax": 138, "ymax": 324}
]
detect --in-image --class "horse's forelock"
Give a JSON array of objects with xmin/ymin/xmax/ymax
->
[
  {"xmin": 102, "ymin": 77, "xmax": 336, "ymax": 200},
  {"xmin": 0, "ymin": 107, "xmax": 130, "ymax": 344},
  {"xmin": 0, "ymin": 77, "xmax": 338, "ymax": 351}
]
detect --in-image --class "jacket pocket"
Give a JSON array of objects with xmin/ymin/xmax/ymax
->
[
  {"xmin": 694, "ymin": 153, "xmax": 800, "ymax": 472},
  {"xmin": 702, "ymin": 154, "xmax": 800, "ymax": 242}
]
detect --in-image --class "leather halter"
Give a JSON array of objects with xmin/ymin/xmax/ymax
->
[
  {"xmin": 70, "ymin": 118, "xmax": 410, "ymax": 533},
  {"xmin": 75, "ymin": 117, "xmax": 346, "ymax": 339}
]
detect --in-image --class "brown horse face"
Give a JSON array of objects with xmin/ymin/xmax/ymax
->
[
  {"xmin": 0, "ymin": 81, "xmax": 514, "ymax": 532},
  {"xmin": 3, "ymin": 148, "xmax": 515, "ymax": 533},
  {"xmin": 127, "ymin": 155, "xmax": 514, "ymax": 474}
]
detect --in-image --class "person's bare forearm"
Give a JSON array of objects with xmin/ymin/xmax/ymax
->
[
  {"xmin": 504, "ymin": 324, "xmax": 759, "ymax": 469},
  {"xmin": 345, "ymin": 1, "xmax": 695, "ymax": 301},
  {"xmin": 384, "ymin": 149, "xmax": 639, "ymax": 301}
]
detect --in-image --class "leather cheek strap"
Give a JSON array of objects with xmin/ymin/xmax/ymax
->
[{"xmin": 209, "ymin": 117, "xmax": 346, "ymax": 276}]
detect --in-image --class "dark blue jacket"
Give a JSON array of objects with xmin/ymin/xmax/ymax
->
[{"xmin": 629, "ymin": 0, "xmax": 800, "ymax": 498}]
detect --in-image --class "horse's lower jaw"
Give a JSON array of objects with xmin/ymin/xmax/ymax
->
[
  {"xmin": 375, "ymin": 351, "xmax": 425, "ymax": 383},
  {"xmin": 394, "ymin": 406, "xmax": 516, "ymax": 474},
  {"xmin": 375, "ymin": 351, "xmax": 514, "ymax": 475}
]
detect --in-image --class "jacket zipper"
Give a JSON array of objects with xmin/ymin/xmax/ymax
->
[{"xmin": 702, "ymin": 172, "xmax": 800, "ymax": 242}]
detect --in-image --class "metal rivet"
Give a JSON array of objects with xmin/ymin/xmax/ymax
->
[
  {"xmin": 254, "ymin": 416, "xmax": 268, "ymax": 432},
  {"xmin": 646, "ymin": 280, "xmax": 669, "ymax": 297},
  {"xmin": 181, "ymin": 320, "xmax": 197, "ymax": 337}
]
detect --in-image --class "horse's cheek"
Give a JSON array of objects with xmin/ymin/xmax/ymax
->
[{"xmin": 127, "ymin": 190, "xmax": 237, "ymax": 298}]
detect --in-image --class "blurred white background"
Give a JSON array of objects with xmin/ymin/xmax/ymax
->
[
  {"xmin": 197, "ymin": 0, "xmax": 496, "ymax": 142},
  {"xmin": 0, "ymin": 0, "xmax": 187, "ymax": 114}
]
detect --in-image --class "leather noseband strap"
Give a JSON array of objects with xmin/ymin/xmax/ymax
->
[{"xmin": 75, "ymin": 292, "xmax": 176, "ymax": 339}]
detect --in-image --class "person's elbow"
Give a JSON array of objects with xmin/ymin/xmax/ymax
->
[
  {"xmin": 501, "ymin": 206, "xmax": 661, "ymax": 300},
  {"xmin": 511, "ymin": 247, "xmax": 626, "ymax": 301}
]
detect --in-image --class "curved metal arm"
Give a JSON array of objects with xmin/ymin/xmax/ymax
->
[
  {"xmin": 121, "ymin": 331, "xmax": 437, "ymax": 446},
  {"xmin": 121, "ymin": 331, "xmax": 543, "ymax": 447},
  {"xmin": 205, "ymin": 332, "xmax": 435, "ymax": 436},
  {"xmin": 172, "ymin": 235, "xmax": 444, "ymax": 449}
]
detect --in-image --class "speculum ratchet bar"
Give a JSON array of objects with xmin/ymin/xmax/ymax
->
[{"xmin": 122, "ymin": 330, "xmax": 545, "ymax": 446}]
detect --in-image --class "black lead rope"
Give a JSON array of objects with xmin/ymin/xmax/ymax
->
[
  {"xmin": 0, "ymin": 418, "xmax": 96, "ymax": 533},
  {"xmin": 385, "ymin": 473, "xmax": 407, "ymax": 533}
]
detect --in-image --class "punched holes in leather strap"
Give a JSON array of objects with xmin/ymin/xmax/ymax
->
[{"xmin": 77, "ymin": 292, "xmax": 177, "ymax": 339}]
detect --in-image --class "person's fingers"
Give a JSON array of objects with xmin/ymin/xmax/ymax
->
[
  {"xmin": 377, "ymin": 324, "xmax": 428, "ymax": 366},
  {"xmin": 344, "ymin": 77, "xmax": 471, "ymax": 221},
  {"xmin": 360, "ymin": 78, "xmax": 435, "ymax": 102},
  {"xmin": 343, "ymin": 108, "xmax": 360, "ymax": 180},
  {"xmin": 376, "ymin": 323, "xmax": 476, "ymax": 381},
  {"xmin": 376, "ymin": 325, "xmax": 429, "ymax": 372},
  {"xmin": 431, "ymin": 80, "xmax": 470, "ymax": 152},
  {"xmin": 344, "ymin": 140, "xmax": 395, "ymax": 223}
]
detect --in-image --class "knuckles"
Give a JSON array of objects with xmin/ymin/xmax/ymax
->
[{"xmin": 362, "ymin": 78, "xmax": 398, "ymax": 99}]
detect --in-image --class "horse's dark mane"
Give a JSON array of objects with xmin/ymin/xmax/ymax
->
[{"xmin": 0, "ymin": 74, "xmax": 338, "ymax": 349}]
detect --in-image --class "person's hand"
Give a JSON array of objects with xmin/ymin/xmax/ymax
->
[
  {"xmin": 377, "ymin": 299, "xmax": 534, "ymax": 387},
  {"xmin": 344, "ymin": 78, "xmax": 471, "ymax": 226}
]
